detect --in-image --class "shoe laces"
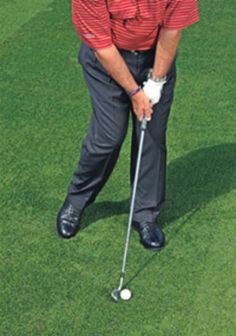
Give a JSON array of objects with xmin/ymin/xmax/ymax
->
[{"xmin": 65, "ymin": 205, "xmax": 80, "ymax": 220}]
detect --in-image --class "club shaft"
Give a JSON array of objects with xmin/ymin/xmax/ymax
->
[{"xmin": 118, "ymin": 119, "xmax": 147, "ymax": 290}]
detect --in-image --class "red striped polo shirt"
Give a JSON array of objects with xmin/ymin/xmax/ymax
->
[{"xmin": 72, "ymin": 0, "xmax": 199, "ymax": 50}]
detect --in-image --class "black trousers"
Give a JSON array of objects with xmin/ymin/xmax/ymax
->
[{"xmin": 67, "ymin": 43, "xmax": 177, "ymax": 223}]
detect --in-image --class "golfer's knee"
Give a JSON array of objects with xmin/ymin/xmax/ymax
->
[
  {"xmin": 106, "ymin": 130, "xmax": 126, "ymax": 149},
  {"xmin": 86, "ymin": 130, "xmax": 126, "ymax": 154}
]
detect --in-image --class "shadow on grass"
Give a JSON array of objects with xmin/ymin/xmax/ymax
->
[
  {"xmin": 82, "ymin": 143, "xmax": 236, "ymax": 229},
  {"xmin": 81, "ymin": 143, "xmax": 236, "ymax": 285}
]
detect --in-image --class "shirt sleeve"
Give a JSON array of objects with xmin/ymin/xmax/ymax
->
[
  {"xmin": 163, "ymin": 0, "xmax": 199, "ymax": 30},
  {"xmin": 72, "ymin": 0, "xmax": 113, "ymax": 49}
]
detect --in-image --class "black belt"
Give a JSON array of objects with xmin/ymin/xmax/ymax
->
[{"xmin": 119, "ymin": 48, "xmax": 155, "ymax": 55}]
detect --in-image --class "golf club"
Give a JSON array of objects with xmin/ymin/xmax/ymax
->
[{"xmin": 111, "ymin": 117, "xmax": 147, "ymax": 302}]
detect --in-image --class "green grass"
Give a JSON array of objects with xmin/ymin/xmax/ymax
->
[
  {"xmin": 0, "ymin": 0, "xmax": 54, "ymax": 43},
  {"xmin": 1, "ymin": 1, "xmax": 236, "ymax": 335}
]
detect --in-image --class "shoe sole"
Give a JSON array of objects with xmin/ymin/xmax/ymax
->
[
  {"xmin": 56, "ymin": 228, "xmax": 79, "ymax": 240},
  {"xmin": 142, "ymin": 242, "xmax": 164, "ymax": 252}
]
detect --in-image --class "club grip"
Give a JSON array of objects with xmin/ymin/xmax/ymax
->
[{"xmin": 141, "ymin": 118, "xmax": 147, "ymax": 130}]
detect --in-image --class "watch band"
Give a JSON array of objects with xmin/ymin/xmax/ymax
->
[{"xmin": 148, "ymin": 69, "xmax": 167, "ymax": 83}]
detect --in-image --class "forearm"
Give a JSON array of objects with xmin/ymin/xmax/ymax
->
[
  {"xmin": 153, "ymin": 28, "xmax": 182, "ymax": 77},
  {"xmin": 94, "ymin": 45, "xmax": 138, "ymax": 93}
]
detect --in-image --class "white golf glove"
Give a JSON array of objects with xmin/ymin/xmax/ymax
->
[{"xmin": 143, "ymin": 77, "xmax": 167, "ymax": 106}]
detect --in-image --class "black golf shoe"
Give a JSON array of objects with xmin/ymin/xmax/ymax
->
[
  {"xmin": 132, "ymin": 220, "xmax": 165, "ymax": 251},
  {"xmin": 56, "ymin": 197, "xmax": 82, "ymax": 239}
]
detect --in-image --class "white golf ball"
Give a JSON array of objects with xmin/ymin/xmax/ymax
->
[{"xmin": 120, "ymin": 288, "xmax": 132, "ymax": 301}]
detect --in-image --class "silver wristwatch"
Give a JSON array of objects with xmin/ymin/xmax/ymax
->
[{"xmin": 147, "ymin": 69, "xmax": 167, "ymax": 83}]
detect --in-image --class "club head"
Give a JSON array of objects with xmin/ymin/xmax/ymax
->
[{"xmin": 111, "ymin": 288, "xmax": 120, "ymax": 302}]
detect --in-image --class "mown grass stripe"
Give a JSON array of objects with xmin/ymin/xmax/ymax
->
[{"xmin": 0, "ymin": 0, "xmax": 54, "ymax": 44}]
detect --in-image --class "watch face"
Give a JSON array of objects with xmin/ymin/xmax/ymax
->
[
  {"xmin": 147, "ymin": 68, "xmax": 152, "ymax": 79},
  {"xmin": 152, "ymin": 76, "xmax": 167, "ymax": 83},
  {"xmin": 152, "ymin": 77, "xmax": 161, "ymax": 82},
  {"xmin": 147, "ymin": 69, "xmax": 166, "ymax": 83}
]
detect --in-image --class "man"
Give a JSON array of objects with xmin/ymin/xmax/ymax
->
[{"xmin": 56, "ymin": 0, "xmax": 199, "ymax": 250}]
